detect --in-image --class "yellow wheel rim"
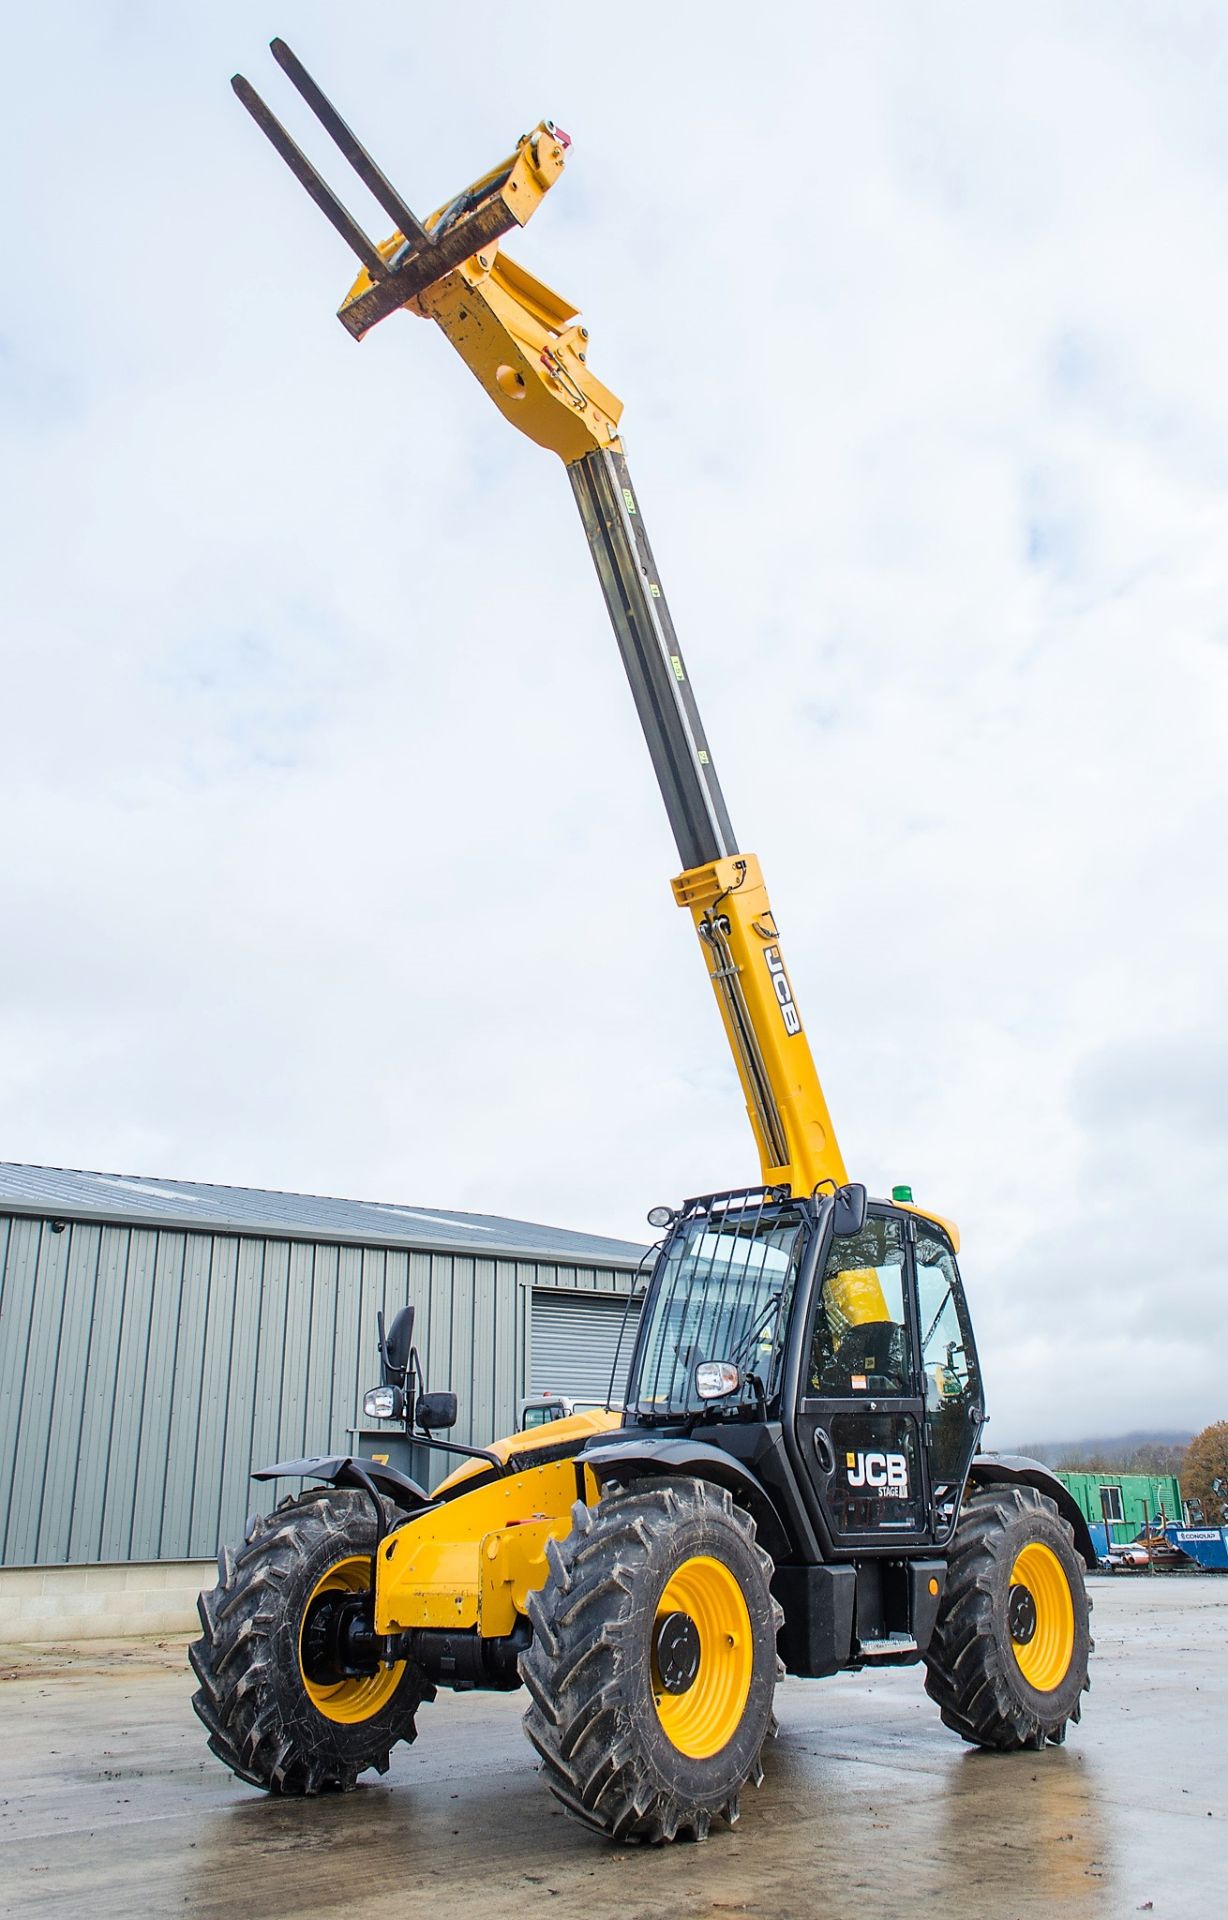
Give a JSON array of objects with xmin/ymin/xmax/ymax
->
[
  {"xmin": 652, "ymin": 1555, "xmax": 753, "ymax": 1760},
  {"xmin": 1008, "ymin": 1541, "xmax": 1075, "ymax": 1693},
  {"xmin": 299, "ymin": 1556, "xmax": 405, "ymax": 1725}
]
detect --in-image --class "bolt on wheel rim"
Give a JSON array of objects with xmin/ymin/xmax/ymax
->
[
  {"xmin": 299, "ymin": 1555, "xmax": 405, "ymax": 1724},
  {"xmin": 652, "ymin": 1555, "xmax": 753, "ymax": 1759},
  {"xmin": 1007, "ymin": 1541, "xmax": 1075, "ymax": 1693}
]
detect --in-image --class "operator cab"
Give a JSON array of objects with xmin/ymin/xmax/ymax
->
[{"xmin": 620, "ymin": 1185, "xmax": 983, "ymax": 1554}]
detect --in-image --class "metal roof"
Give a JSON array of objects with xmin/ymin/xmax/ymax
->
[{"xmin": 0, "ymin": 1161, "xmax": 647, "ymax": 1270}]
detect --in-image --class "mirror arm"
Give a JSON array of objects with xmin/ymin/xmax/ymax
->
[
  {"xmin": 404, "ymin": 1347, "xmax": 423, "ymax": 1430},
  {"xmin": 409, "ymin": 1432, "xmax": 508, "ymax": 1475},
  {"xmin": 744, "ymin": 1371, "xmax": 768, "ymax": 1420}
]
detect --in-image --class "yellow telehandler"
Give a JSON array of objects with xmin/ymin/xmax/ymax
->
[{"xmin": 191, "ymin": 41, "xmax": 1094, "ymax": 1843}]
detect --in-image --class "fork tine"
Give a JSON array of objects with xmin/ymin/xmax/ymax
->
[
  {"xmin": 231, "ymin": 73, "xmax": 388, "ymax": 280},
  {"xmin": 269, "ymin": 39, "xmax": 432, "ymax": 255}
]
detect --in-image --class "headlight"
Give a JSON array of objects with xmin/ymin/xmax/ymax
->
[
  {"xmin": 695, "ymin": 1361, "xmax": 740, "ymax": 1400},
  {"xmin": 363, "ymin": 1385, "xmax": 401, "ymax": 1420}
]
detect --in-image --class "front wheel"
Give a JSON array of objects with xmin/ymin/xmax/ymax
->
[
  {"xmin": 924, "ymin": 1482, "xmax": 1092, "ymax": 1749},
  {"xmin": 190, "ymin": 1487, "xmax": 431, "ymax": 1793},
  {"xmin": 519, "ymin": 1477, "xmax": 782, "ymax": 1843}
]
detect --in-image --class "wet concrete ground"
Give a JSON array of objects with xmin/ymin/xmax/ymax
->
[{"xmin": 1, "ymin": 1577, "xmax": 1223, "ymax": 1920}]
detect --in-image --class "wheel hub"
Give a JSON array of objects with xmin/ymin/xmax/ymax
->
[
  {"xmin": 653, "ymin": 1609, "xmax": 701, "ymax": 1694},
  {"xmin": 301, "ymin": 1588, "xmax": 379, "ymax": 1685},
  {"xmin": 1008, "ymin": 1582, "xmax": 1038, "ymax": 1646}
]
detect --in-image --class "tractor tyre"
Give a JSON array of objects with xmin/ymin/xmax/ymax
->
[
  {"xmin": 190, "ymin": 1486, "xmax": 431, "ymax": 1793},
  {"xmin": 924, "ymin": 1482, "xmax": 1092, "ymax": 1750},
  {"xmin": 519, "ymin": 1477, "xmax": 782, "ymax": 1843}
]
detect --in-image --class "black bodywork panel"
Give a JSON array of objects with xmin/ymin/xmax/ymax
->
[
  {"xmin": 252, "ymin": 1453, "xmax": 434, "ymax": 1515},
  {"xmin": 773, "ymin": 1564, "xmax": 856, "ymax": 1675},
  {"xmin": 579, "ymin": 1431, "xmax": 792, "ymax": 1561}
]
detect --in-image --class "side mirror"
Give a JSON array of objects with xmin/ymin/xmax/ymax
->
[
  {"xmin": 381, "ymin": 1305, "xmax": 415, "ymax": 1382},
  {"xmin": 416, "ymin": 1390, "xmax": 458, "ymax": 1432},
  {"xmin": 832, "ymin": 1182, "xmax": 868, "ymax": 1236}
]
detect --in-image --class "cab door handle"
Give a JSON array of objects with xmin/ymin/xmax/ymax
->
[{"xmin": 812, "ymin": 1428, "xmax": 835, "ymax": 1474}]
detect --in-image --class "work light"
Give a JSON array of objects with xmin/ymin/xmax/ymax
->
[
  {"xmin": 363, "ymin": 1385, "xmax": 404, "ymax": 1420},
  {"xmin": 695, "ymin": 1361, "xmax": 740, "ymax": 1400}
]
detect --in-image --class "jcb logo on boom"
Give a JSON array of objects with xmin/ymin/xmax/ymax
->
[
  {"xmin": 846, "ymin": 1451, "xmax": 909, "ymax": 1492},
  {"xmin": 763, "ymin": 947, "xmax": 802, "ymax": 1035}
]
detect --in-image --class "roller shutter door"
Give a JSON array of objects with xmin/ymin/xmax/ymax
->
[{"xmin": 530, "ymin": 1291, "xmax": 641, "ymax": 1406}]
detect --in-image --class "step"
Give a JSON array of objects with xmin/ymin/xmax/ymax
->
[{"xmin": 858, "ymin": 1635, "xmax": 919, "ymax": 1658}]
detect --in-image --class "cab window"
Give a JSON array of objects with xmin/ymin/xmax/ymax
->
[
  {"xmin": 916, "ymin": 1231, "xmax": 979, "ymax": 1475},
  {"xmin": 810, "ymin": 1217, "xmax": 911, "ymax": 1395}
]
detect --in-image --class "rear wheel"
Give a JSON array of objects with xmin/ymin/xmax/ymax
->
[
  {"xmin": 190, "ymin": 1487, "xmax": 431, "ymax": 1793},
  {"xmin": 924, "ymin": 1483, "xmax": 1092, "ymax": 1749},
  {"xmin": 519, "ymin": 1477, "xmax": 782, "ymax": 1843}
]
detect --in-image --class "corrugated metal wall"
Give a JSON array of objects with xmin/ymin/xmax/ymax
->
[{"xmin": 0, "ymin": 1211, "xmax": 625, "ymax": 1568}]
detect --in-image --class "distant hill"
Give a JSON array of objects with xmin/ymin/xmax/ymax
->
[{"xmin": 1005, "ymin": 1431, "xmax": 1192, "ymax": 1476}]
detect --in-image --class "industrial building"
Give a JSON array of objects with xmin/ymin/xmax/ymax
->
[{"xmin": 0, "ymin": 1162, "xmax": 644, "ymax": 1639}]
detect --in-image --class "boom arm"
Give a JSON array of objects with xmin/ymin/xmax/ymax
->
[{"xmin": 232, "ymin": 43, "xmax": 847, "ymax": 1198}]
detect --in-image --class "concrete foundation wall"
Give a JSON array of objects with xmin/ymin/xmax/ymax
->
[{"xmin": 0, "ymin": 1560, "xmax": 210, "ymax": 1643}]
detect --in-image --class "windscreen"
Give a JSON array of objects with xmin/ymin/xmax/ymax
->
[{"xmin": 628, "ymin": 1204, "xmax": 807, "ymax": 1419}]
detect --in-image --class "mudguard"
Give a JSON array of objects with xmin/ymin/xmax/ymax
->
[
  {"xmin": 969, "ymin": 1453, "xmax": 1097, "ymax": 1568},
  {"xmin": 251, "ymin": 1453, "xmax": 435, "ymax": 1516},
  {"xmin": 578, "ymin": 1433, "xmax": 790, "ymax": 1559}
]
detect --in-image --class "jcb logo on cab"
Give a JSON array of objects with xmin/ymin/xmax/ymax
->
[{"xmin": 846, "ymin": 1450, "xmax": 909, "ymax": 1491}]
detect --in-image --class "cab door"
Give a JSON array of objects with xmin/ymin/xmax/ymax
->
[
  {"xmin": 796, "ymin": 1210, "xmax": 930, "ymax": 1546},
  {"xmin": 914, "ymin": 1224, "xmax": 983, "ymax": 1540}
]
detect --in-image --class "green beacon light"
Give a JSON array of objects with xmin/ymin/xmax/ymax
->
[{"xmin": 892, "ymin": 1184, "xmax": 914, "ymax": 1204}]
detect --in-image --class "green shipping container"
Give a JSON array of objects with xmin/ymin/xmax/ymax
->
[{"xmin": 1056, "ymin": 1471, "xmax": 1184, "ymax": 1548}]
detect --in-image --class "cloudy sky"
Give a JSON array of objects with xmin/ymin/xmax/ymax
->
[{"xmin": 2, "ymin": 2, "xmax": 1226, "ymax": 1443}]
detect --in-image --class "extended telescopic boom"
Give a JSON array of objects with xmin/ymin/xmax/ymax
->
[{"xmin": 232, "ymin": 42, "xmax": 847, "ymax": 1199}]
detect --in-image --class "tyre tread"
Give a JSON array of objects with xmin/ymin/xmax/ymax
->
[
  {"xmin": 189, "ymin": 1487, "xmax": 426, "ymax": 1795},
  {"xmin": 520, "ymin": 1477, "xmax": 780, "ymax": 1844},
  {"xmin": 924, "ymin": 1484, "xmax": 1091, "ymax": 1750}
]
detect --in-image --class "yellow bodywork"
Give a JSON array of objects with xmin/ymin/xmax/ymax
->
[
  {"xmin": 411, "ymin": 251, "xmax": 623, "ymax": 463},
  {"xmin": 672, "ymin": 853, "xmax": 847, "ymax": 1198},
  {"xmin": 897, "ymin": 1200, "xmax": 961, "ymax": 1253},
  {"xmin": 374, "ymin": 1408, "xmax": 618, "ymax": 1639}
]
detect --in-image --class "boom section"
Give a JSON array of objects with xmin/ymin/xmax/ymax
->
[
  {"xmin": 230, "ymin": 43, "xmax": 847, "ymax": 1196},
  {"xmin": 569, "ymin": 447, "xmax": 734, "ymax": 873},
  {"xmin": 565, "ymin": 451, "xmax": 846, "ymax": 1196}
]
